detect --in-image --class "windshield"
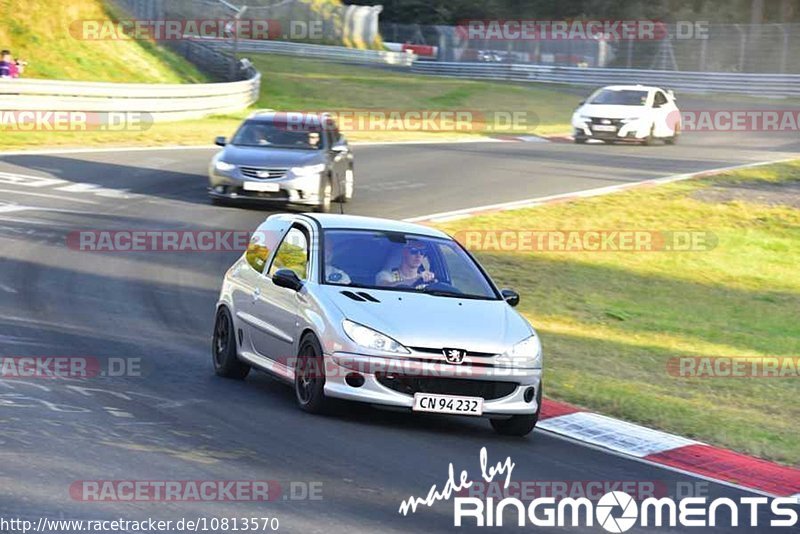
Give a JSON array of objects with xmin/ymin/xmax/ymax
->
[
  {"xmin": 231, "ymin": 120, "xmax": 324, "ymax": 149},
  {"xmin": 322, "ymin": 230, "xmax": 499, "ymax": 300},
  {"xmin": 589, "ymin": 89, "xmax": 648, "ymax": 106}
]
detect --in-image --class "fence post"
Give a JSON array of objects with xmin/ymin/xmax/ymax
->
[{"xmin": 734, "ymin": 24, "xmax": 746, "ymax": 72}]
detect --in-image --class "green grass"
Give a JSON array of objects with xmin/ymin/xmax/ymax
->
[
  {"xmin": 0, "ymin": 0, "xmax": 206, "ymax": 83},
  {"xmin": 436, "ymin": 160, "xmax": 800, "ymax": 466},
  {"xmin": 0, "ymin": 54, "xmax": 573, "ymax": 150}
]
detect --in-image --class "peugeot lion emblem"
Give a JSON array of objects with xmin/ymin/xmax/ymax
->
[
  {"xmin": 256, "ymin": 170, "xmax": 270, "ymax": 178},
  {"xmin": 601, "ymin": 119, "xmax": 611, "ymax": 124},
  {"xmin": 443, "ymin": 348, "xmax": 466, "ymax": 365}
]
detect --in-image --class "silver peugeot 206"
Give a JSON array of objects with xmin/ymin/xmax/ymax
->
[{"xmin": 212, "ymin": 213, "xmax": 543, "ymax": 436}]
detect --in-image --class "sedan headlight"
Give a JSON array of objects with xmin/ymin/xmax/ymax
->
[
  {"xmin": 290, "ymin": 163, "xmax": 326, "ymax": 176},
  {"xmin": 496, "ymin": 335, "xmax": 542, "ymax": 369},
  {"xmin": 215, "ymin": 160, "xmax": 236, "ymax": 172},
  {"xmin": 621, "ymin": 117, "xmax": 643, "ymax": 123},
  {"xmin": 342, "ymin": 320, "xmax": 410, "ymax": 354}
]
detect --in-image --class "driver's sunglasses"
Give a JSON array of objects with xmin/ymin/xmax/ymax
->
[{"xmin": 405, "ymin": 247, "xmax": 426, "ymax": 256}]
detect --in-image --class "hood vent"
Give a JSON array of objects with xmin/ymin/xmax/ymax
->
[{"xmin": 340, "ymin": 291, "xmax": 380, "ymax": 303}]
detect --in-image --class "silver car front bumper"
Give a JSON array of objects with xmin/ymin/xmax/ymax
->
[
  {"xmin": 324, "ymin": 352, "xmax": 542, "ymax": 416},
  {"xmin": 208, "ymin": 169, "xmax": 324, "ymax": 206}
]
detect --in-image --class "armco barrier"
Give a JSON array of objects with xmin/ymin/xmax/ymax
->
[
  {"xmin": 201, "ymin": 38, "xmax": 416, "ymax": 67},
  {"xmin": 410, "ymin": 62, "xmax": 800, "ymax": 98},
  {"xmin": 0, "ymin": 69, "xmax": 261, "ymax": 122}
]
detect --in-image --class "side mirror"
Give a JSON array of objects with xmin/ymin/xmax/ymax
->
[
  {"xmin": 331, "ymin": 143, "xmax": 348, "ymax": 153},
  {"xmin": 579, "ymin": 100, "xmax": 586, "ymax": 106},
  {"xmin": 272, "ymin": 269, "xmax": 303, "ymax": 291},
  {"xmin": 214, "ymin": 136, "xmax": 227, "ymax": 147},
  {"xmin": 501, "ymin": 289, "xmax": 520, "ymax": 307}
]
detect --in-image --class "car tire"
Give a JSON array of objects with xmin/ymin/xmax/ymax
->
[
  {"xmin": 641, "ymin": 125, "xmax": 656, "ymax": 146},
  {"xmin": 212, "ymin": 307, "xmax": 250, "ymax": 379},
  {"xmin": 489, "ymin": 385, "xmax": 541, "ymax": 436},
  {"xmin": 294, "ymin": 332, "xmax": 328, "ymax": 413},
  {"xmin": 315, "ymin": 179, "xmax": 332, "ymax": 213},
  {"xmin": 574, "ymin": 137, "xmax": 587, "ymax": 144},
  {"xmin": 665, "ymin": 124, "xmax": 680, "ymax": 145}
]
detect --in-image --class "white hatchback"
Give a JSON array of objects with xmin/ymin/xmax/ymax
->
[{"xmin": 571, "ymin": 85, "xmax": 681, "ymax": 145}]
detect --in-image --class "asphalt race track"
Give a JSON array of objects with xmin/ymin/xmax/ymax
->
[{"xmin": 1, "ymin": 127, "xmax": 799, "ymax": 532}]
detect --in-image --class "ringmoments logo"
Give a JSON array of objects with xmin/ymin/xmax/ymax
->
[{"xmin": 398, "ymin": 448, "xmax": 799, "ymax": 530}]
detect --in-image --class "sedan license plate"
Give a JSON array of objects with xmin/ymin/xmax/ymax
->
[
  {"xmin": 243, "ymin": 181, "xmax": 280, "ymax": 192},
  {"xmin": 592, "ymin": 124, "xmax": 617, "ymax": 132},
  {"xmin": 413, "ymin": 393, "xmax": 483, "ymax": 416}
]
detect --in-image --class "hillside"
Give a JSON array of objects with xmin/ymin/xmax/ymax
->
[{"xmin": 0, "ymin": 0, "xmax": 206, "ymax": 82}]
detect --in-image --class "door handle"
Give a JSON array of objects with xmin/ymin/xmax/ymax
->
[{"xmin": 252, "ymin": 287, "xmax": 261, "ymax": 302}]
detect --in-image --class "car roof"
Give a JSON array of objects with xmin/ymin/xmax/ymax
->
[
  {"xmin": 295, "ymin": 213, "xmax": 451, "ymax": 239},
  {"xmin": 245, "ymin": 110, "xmax": 331, "ymax": 123},
  {"xmin": 597, "ymin": 85, "xmax": 660, "ymax": 92}
]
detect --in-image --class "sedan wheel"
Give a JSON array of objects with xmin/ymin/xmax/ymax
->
[
  {"xmin": 294, "ymin": 333, "xmax": 328, "ymax": 413},
  {"xmin": 212, "ymin": 307, "xmax": 250, "ymax": 379}
]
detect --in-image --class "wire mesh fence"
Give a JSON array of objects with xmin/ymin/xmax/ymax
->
[{"xmin": 380, "ymin": 22, "xmax": 800, "ymax": 74}]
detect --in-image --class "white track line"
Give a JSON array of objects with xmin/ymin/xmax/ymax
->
[
  {"xmin": 0, "ymin": 137, "xmax": 506, "ymax": 157},
  {"xmin": 403, "ymin": 157, "xmax": 797, "ymax": 223},
  {"xmin": 0, "ymin": 188, "xmax": 99, "ymax": 205}
]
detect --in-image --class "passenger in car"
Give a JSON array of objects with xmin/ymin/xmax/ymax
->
[{"xmin": 324, "ymin": 239, "xmax": 351, "ymax": 285}]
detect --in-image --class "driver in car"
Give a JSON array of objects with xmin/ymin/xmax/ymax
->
[{"xmin": 375, "ymin": 241, "xmax": 435, "ymax": 288}]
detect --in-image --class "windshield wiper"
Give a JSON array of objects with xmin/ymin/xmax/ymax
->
[{"xmin": 418, "ymin": 286, "xmax": 488, "ymax": 299}]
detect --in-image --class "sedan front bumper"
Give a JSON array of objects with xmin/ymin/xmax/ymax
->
[{"xmin": 208, "ymin": 168, "xmax": 325, "ymax": 206}]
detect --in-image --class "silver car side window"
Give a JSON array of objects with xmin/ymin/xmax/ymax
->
[{"xmin": 269, "ymin": 227, "xmax": 309, "ymax": 281}]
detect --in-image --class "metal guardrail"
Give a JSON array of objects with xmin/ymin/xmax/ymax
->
[
  {"xmin": 411, "ymin": 62, "xmax": 800, "ymax": 98},
  {"xmin": 202, "ymin": 38, "xmax": 416, "ymax": 67},
  {"xmin": 0, "ymin": 69, "xmax": 261, "ymax": 122}
]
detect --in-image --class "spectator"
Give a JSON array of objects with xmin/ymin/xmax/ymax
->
[{"xmin": 0, "ymin": 50, "xmax": 21, "ymax": 78}]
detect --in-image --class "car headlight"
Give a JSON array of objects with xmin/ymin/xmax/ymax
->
[
  {"xmin": 621, "ymin": 117, "xmax": 643, "ymax": 124},
  {"xmin": 496, "ymin": 335, "xmax": 542, "ymax": 369},
  {"xmin": 342, "ymin": 320, "xmax": 410, "ymax": 354},
  {"xmin": 576, "ymin": 114, "xmax": 591, "ymax": 122},
  {"xmin": 215, "ymin": 160, "xmax": 236, "ymax": 172},
  {"xmin": 290, "ymin": 163, "xmax": 326, "ymax": 176}
]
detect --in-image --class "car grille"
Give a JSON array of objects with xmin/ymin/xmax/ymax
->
[
  {"xmin": 239, "ymin": 167, "xmax": 289, "ymax": 180},
  {"xmin": 376, "ymin": 373, "xmax": 518, "ymax": 400},
  {"xmin": 590, "ymin": 117, "xmax": 624, "ymax": 127},
  {"xmin": 409, "ymin": 347, "xmax": 496, "ymax": 358}
]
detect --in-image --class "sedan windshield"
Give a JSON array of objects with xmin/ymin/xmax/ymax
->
[
  {"xmin": 322, "ymin": 230, "xmax": 499, "ymax": 300},
  {"xmin": 231, "ymin": 120, "xmax": 323, "ymax": 150},
  {"xmin": 589, "ymin": 89, "xmax": 648, "ymax": 106}
]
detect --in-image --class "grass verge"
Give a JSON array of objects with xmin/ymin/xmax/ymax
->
[
  {"xmin": 0, "ymin": 55, "xmax": 573, "ymax": 150},
  {"xmin": 435, "ymin": 160, "xmax": 800, "ymax": 466}
]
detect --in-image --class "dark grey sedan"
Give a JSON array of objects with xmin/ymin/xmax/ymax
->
[{"xmin": 208, "ymin": 111, "xmax": 355, "ymax": 212}]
